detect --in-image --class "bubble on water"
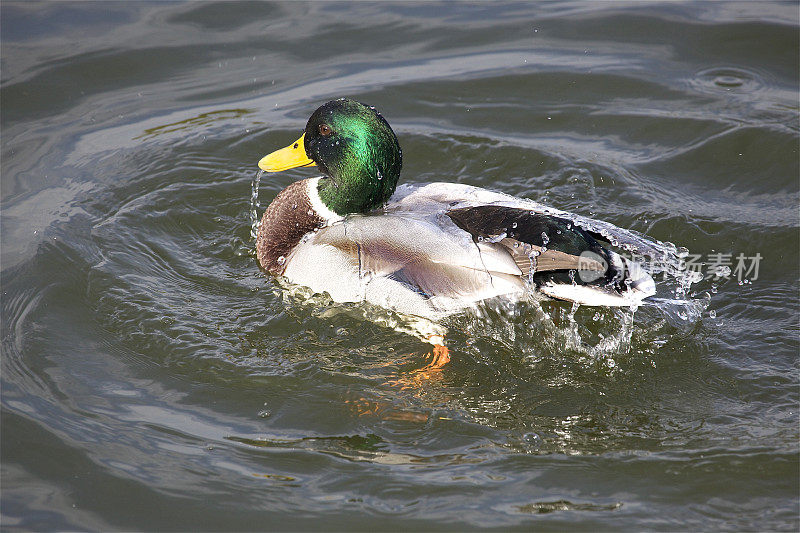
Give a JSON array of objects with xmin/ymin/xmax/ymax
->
[{"xmin": 523, "ymin": 432, "xmax": 543, "ymax": 446}]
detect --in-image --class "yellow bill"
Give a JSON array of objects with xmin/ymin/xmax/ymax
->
[{"xmin": 258, "ymin": 133, "xmax": 316, "ymax": 172}]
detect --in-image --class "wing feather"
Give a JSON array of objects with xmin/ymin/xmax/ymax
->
[
  {"xmin": 281, "ymin": 185, "xmax": 656, "ymax": 314},
  {"xmin": 307, "ymin": 214, "xmax": 524, "ymax": 304}
]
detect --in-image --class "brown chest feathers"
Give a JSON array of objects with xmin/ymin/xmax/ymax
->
[{"xmin": 256, "ymin": 179, "xmax": 324, "ymax": 274}]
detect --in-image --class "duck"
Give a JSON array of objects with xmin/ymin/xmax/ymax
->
[{"xmin": 255, "ymin": 98, "xmax": 655, "ymax": 366}]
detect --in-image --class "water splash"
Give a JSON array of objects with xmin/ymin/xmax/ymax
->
[
  {"xmin": 550, "ymin": 210, "xmax": 707, "ymax": 325},
  {"xmin": 450, "ymin": 295, "xmax": 648, "ymax": 376},
  {"xmin": 250, "ymin": 170, "xmax": 264, "ymax": 241}
]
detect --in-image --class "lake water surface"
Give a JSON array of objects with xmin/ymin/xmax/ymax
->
[{"xmin": 2, "ymin": 2, "xmax": 798, "ymax": 530}]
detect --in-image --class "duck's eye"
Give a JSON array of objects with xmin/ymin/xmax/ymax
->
[{"xmin": 318, "ymin": 124, "xmax": 332, "ymax": 136}]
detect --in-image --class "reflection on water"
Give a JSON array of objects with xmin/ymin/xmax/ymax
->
[
  {"xmin": 2, "ymin": 1, "xmax": 798, "ymax": 531},
  {"xmin": 136, "ymin": 109, "xmax": 254, "ymax": 140}
]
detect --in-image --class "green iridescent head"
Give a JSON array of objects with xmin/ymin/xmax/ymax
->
[{"xmin": 258, "ymin": 98, "xmax": 402, "ymax": 216}]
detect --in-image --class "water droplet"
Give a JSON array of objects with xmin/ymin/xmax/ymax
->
[
  {"xmin": 488, "ymin": 232, "xmax": 507, "ymax": 243},
  {"xmin": 540, "ymin": 232, "xmax": 550, "ymax": 245},
  {"xmin": 715, "ymin": 265, "xmax": 731, "ymax": 278},
  {"xmin": 512, "ymin": 222, "xmax": 518, "ymax": 229},
  {"xmin": 277, "ymin": 256, "xmax": 286, "ymax": 265},
  {"xmin": 291, "ymin": 203, "xmax": 297, "ymax": 210}
]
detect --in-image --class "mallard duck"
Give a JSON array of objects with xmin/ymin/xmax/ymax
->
[{"xmin": 256, "ymin": 98, "xmax": 655, "ymax": 365}]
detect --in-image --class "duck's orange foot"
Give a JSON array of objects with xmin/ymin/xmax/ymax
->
[
  {"xmin": 386, "ymin": 337, "xmax": 450, "ymax": 389},
  {"xmin": 429, "ymin": 343, "xmax": 450, "ymax": 368},
  {"xmin": 420, "ymin": 335, "xmax": 450, "ymax": 370}
]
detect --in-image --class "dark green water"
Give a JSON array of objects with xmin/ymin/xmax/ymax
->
[{"xmin": 2, "ymin": 2, "xmax": 798, "ymax": 530}]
